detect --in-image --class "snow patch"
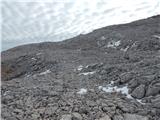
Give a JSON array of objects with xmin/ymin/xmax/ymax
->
[
  {"xmin": 77, "ymin": 65, "xmax": 83, "ymax": 71},
  {"xmin": 85, "ymin": 65, "xmax": 89, "ymax": 68},
  {"xmin": 110, "ymin": 81, "xmax": 114, "ymax": 85},
  {"xmin": 79, "ymin": 71, "xmax": 96, "ymax": 75},
  {"xmin": 98, "ymin": 84, "xmax": 132, "ymax": 99},
  {"xmin": 39, "ymin": 70, "xmax": 51, "ymax": 75},
  {"xmin": 130, "ymin": 42, "xmax": 137, "ymax": 48},
  {"xmin": 98, "ymin": 83, "xmax": 145, "ymax": 104},
  {"xmin": 31, "ymin": 58, "xmax": 37, "ymax": 60},
  {"xmin": 107, "ymin": 40, "xmax": 121, "ymax": 48},
  {"xmin": 136, "ymin": 99, "xmax": 145, "ymax": 105},
  {"xmin": 77, "ymin": 88, "xmax": 87, "ymax": 94},
  {"xmin": 120, "ymin": 46, "xmax": 129, "ymax": 52},
  {"xmin": 153, "ymin": 35, "xmax": 160, "ymax": 39}
]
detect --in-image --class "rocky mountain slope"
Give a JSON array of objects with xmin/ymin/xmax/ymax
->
[{"xmin": 1, "ymin": 15, "xmax": 160, "ymax": 120}]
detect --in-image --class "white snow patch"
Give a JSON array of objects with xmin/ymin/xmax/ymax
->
[
  {"xmin": 85, "ymin": 65, "xmax": 89, "ymax": 68},
  {"xmin": 99, "ymin": 83, "xmax": 145, "ymax": 104},
  {"xmin": 99, "ymin": 84, "xmax": 132, "ymax": 99},
  {"xmin": 120, "ymin": 46, "xmax": 130, "ymax": 52},
  {"xmin": 107, "ymin": 40, "xmax": 121, "ymax": 48},
  {"xmin": 136, "ymin": 99, "xmax": 145, "ymax": 105},
  {"xmin": 79, "ymin": 71, "xmax": 96, "ymax": 75},
  {"xmin": 77, "ymin": 65, "xmax": 83, "ymax": 71},
  {"xmin": 110, "ymin": 81, "xmax": 114, "ymax": 85},
  {"xmin": 98, "ymin": 86, "xmax": 103, "ymax": 90},
  {"xmin": 77, "ymin": 88, "xmax": 87, "ymax": 94},
  {"xmin": 114, "ymin": 41, "xmax": 121, "ymax": 46},
  {"xmin": 39, "ymin": 70, "xmax": 51, "ymax": 75},
  {"xmin": 31, "ymin": 57, "xmax": 37, "ymax": 60},
  {"xmin": 153, "ymin": 35, "xmax": 160, "ymax": 39}
]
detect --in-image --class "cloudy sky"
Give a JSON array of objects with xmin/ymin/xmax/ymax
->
[{"xmin": 1, "ymin": 0, "xmax": 160, "ymax": 51}]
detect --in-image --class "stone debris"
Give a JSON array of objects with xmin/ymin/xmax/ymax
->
[
  {"xmin": 123, "ymin": 114, "xmax": 148, "ymax": 120},
  {"xmin": 99, "ymin": 115, "xmax": 111, "ymax": 120},
  {"xmin": 60, "ymin": 114, "xmax": 72, "ymax": 120},
  {"xmin": 77, "ymin": 88, "xmax": 87, "ymax": 94},
  {"xmin": 1, "ymin": 15, "xmax": 160, "ymax": 120}
]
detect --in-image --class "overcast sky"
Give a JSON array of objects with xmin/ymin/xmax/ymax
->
[{"xmin": 1, "ymin": 0, "xmax": 160, "ymax": 51}]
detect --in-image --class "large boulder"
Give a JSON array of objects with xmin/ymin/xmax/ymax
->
[{"xmin": 131, "ymin": 84, "xmax": 146, "ymax": 99}]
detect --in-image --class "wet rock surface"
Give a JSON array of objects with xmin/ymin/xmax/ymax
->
[{"xmin": 1, "ymin": 15, "xmax": 160, "ymax": 120}]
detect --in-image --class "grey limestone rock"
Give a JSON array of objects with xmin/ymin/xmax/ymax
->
[{"xmin": 131, "ymin": 84, "xmax": 145, "ymax": 99}]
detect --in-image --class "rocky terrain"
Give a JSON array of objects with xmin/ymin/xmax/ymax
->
[{"xmin": 1, "ymin": 15, "xmax": 160, "ymax": 120}]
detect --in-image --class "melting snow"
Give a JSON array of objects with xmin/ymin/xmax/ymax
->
[
  {"xmin": 77, "ymin": 88, "xmax": 87, "ymax": 94},
  {"xmin": 31, "ymin": 58, "xmax": 37, "ymax": 60},
  {"xmin": 85, "ymin": 65, "xmax": 89, "ymax": 68},
  {"xmin": 107, "ymin": 40, "xmax": 121, "ymax": 48},
  {"xmin": 110, "ymin": 81, "xmax": 114, "ymax": 85},
  {"xmin": 120, "ymin": 46, "xmax": 130, "ymax": 52},
  {"xmin": 39, "ymin": 70, "xmax": 51, "ymax": 75},
  {"xmin": 98, "ymin": 83, "xmax": 145, "ymax": 104},
  {"xmin": 153, "ymin": 35, "xmax": 160, "ymax": 39},
  {"xmin": 99, "ymin": 84, "xmax": 132, "ymax": 99},
  {"xmin": 114, "ymin": 41, "xmax": 121, "ymax": 46},
  {"xmin": 79, "ymin": 71, "xmax": 96, "ymax": 75},
  {"xmin": 77, "ymin": 65, "xmax": 83, "ymax": 71},
  {"xmin": 136, "ymin": 99, "xmax": 145, "ymax": 105}
]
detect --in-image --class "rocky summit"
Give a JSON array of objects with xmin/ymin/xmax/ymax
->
[{"xmin": 1, "ymin": 15, "xmax": 160, "ymax": 120}]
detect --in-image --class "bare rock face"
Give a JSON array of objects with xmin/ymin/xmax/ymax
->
[
  {"xmin": 1, "ymin": 15, "xmax": 160, "ymax": 120},
  {"xmin": 131, "ymin": 84, "xmax": 146, "ymax": 99}
]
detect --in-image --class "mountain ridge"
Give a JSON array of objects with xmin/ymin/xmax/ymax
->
[{"xmin": 1, "ymin": 15, "xmax": 160, "ymax": 120}]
